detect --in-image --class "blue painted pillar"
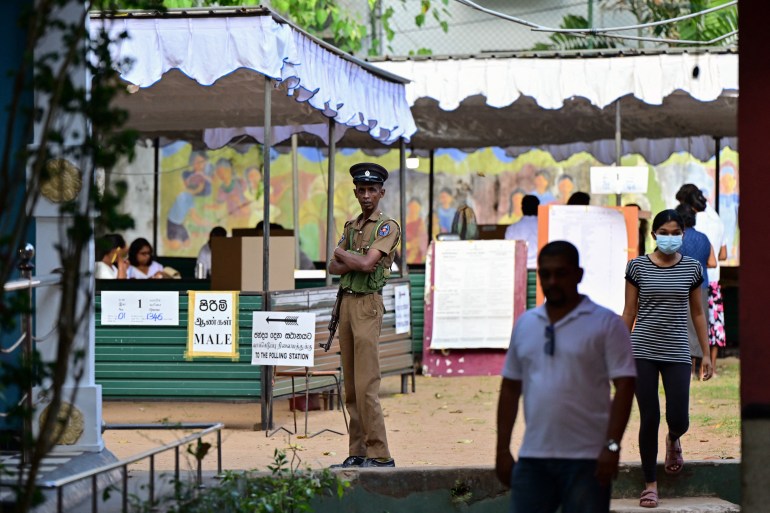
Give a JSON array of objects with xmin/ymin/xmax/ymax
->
[{"xmin": 0, "ymin": 1, "xmax": 34, "ymax": 438}]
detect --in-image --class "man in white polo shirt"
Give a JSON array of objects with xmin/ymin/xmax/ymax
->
[{"xmin": 495, "ymin": 241, "xmax": 636, "ymax": 513}]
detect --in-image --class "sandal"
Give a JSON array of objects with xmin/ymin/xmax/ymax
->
[
  {"xmin": 640, "ymin": 489, "xmax": 658, "ymax": 508},
  {"xmin": 665, "ymin": 435, "xmax": 684, "ymax": 474}
]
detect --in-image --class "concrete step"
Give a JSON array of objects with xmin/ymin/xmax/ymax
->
[{"xmin": 611, "ymin": 497, "xmax": 740, "ymax": 512}]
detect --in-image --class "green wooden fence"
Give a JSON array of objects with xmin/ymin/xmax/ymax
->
[{"xmin": 96, "ymin": 294, "xmax": 264, "ymax": 399}]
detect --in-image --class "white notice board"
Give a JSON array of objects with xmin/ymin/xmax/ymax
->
[
  {"xmin": 430, "ymin": 240, "xmax": 516, "ymax": 350},
  {"xmin": 548, "ymin": 206, "xmax": 628, "ymax": 314},
  {"xmin": 251, "ymin": 311, "xmax": 316, "ymax": 367},
  {"xmin": 186, "ymin": 291, "xmax": 239, "ymax": 359},
  {"xmin": 395, "ymin": 284, "xmax": 411, "ymax": 335},
  {"xmin": 101, "ymin": 291, "xmax": 179, "ymax": 326}
]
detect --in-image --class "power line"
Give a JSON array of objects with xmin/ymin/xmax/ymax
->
[
  {"xmin": 394, "ymin": 1, "xmax": 587, "ymax": 35},
  {"xmin": 452, "ymin": 0, "xmax": 737, "ymax": 46}
]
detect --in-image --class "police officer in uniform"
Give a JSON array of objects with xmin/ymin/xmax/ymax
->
[{"xmin": 328, "ymin": 163, "xmax": 401, "ymax": 468}]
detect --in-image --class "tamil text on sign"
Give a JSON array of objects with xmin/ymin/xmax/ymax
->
[
  {"xmin": 251, "ymin": 311, "xmax": 316, "ymax": 367},
  {"xmin": 186, "ymin": 291, "xmax": 239, "ymax": 359}
]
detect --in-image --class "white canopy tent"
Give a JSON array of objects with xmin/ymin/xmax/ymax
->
[
  {"xmin": 367, "ymin": 49, "xmax": 737, "ymax": 231},
  {"xmin": 89, "ymin": 8, "xmax": 417, "ymax": 430},
  {"xmin": 90, "ymin": 7, "xmax": 417, "ymax": 286},
  {"xmin": 372, "ymin": 49, "xmax": 737, "ymax": 154},
  {"xmin": 91, "ymin": 10, "xmax": 416, "ymax": 146}
]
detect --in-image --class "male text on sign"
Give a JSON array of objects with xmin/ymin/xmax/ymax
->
[
  {"xmin": 186, "ymin": 291, "xmax": 239, "ymax": 359},
  {"xmin": 251, "ymin": 312, "xmax": 317, "ymax": 367}
]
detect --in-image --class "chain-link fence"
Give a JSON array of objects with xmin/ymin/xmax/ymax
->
[{"xmin": 381, "ymin": 0, "xmax": 640, "ymax": 56}]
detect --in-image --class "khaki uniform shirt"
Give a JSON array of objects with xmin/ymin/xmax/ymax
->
[{"xmin": 337, "ymin": 210, "xmax": 400, "ymax": 269}]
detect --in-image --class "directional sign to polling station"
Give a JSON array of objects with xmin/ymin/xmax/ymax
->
[{"xmin": 251, "ymin": 312, "xmax": 316, "ymax": 367}]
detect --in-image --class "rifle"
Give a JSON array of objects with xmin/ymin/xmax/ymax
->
[{"xmin": 321, "ymin": 287, "xmax": 343, "ymax": 352}]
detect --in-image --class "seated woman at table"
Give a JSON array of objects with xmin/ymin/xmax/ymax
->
[
  {"xmin": 95, "ymin": 234, "xmax": 128, "ymax": 279},
  {"xmin": 127, "ymin": 238, "xmax": 165, "ymax": 279}
]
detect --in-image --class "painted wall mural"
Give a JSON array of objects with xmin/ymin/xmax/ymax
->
[{"xmin": 157, "ymin": 143, "xmax": 739, "ymax": 267}]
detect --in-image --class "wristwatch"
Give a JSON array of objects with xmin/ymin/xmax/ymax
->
[{"xmin": 606, "ymin": 439, "xmax": 620, "ymax": 453}]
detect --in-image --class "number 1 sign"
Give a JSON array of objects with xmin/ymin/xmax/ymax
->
[
  {"xmin": 101, "ymin": 291, "xmax": 179, "ymax": 326},
  {"xmin": 186, "ymin": 291, "xmax": 239, "ymax": 360}
]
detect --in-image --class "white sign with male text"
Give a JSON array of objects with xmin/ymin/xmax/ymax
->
[
  {"xmin": 251, "ymin": 312, "xmax": 316, "ymax": 367},
  {"xmin": 101, "ymin": 291, "xmax": 179, "ymax": 326},
  {"xmin": 186, "ymin": 291, "xmax": 239, "ymax": 359}
]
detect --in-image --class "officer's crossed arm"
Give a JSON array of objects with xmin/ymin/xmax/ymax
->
[
  {"xmin": 332, "ymin": 247, "xmax": 384, "ymax": 273},
  {"xmin": 328, "ymin": 221, "xmax": 355, "ymax": 276},
  {"xmin": 328, "ymin": 256, "xmax": 350, "ymax": 276}
]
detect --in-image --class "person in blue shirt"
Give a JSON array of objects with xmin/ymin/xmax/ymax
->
[
  {"xmin": 532, "ymin": 170, "xmax": 556, "ymax": 205},
  {"xmin": 674, "ymin": 203, "xmax": 715, "ymax": 379},
  {"xmin": 436, "ymin": 187, "xmax": 457, "ymax": 234}
]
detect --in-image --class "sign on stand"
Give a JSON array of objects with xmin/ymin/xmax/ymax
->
[
  {"xmin": 394, "ymin": 284, "xmax": 411, "ymax": 335},
  {"xmin": 101, "ymin": 291, "xmax": 179, "ymax": 326},
  {"xmin": 251, "ymin": 312, "xmax": 316, "ymax": 367},
  {"xmin": 186, "ymin": 291, "xmax": 239, "ymax": 360},
  {"xmin": 590, "ymin": 166, "xmax": 648, "ymax": 195}
]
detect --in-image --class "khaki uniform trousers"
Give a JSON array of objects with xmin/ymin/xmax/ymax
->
[{"xmin": 338, "ymin": 291, "xmax": 390, "ymax": 459}]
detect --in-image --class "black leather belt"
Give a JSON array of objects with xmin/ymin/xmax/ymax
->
[{"xmin": 343, "ymin": 289, "xmax": 382, "ymax": 296}]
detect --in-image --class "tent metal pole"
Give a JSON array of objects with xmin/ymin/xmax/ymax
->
[
  {"xmin": 427, "ymin": 149, "xmax": 435, "ymax": 243},
  {"xmin": 263, "ymin": 76, "xmax": 272, "ymax": 294},
  {"xmin": 291, "ymin": 133, "xmax": 300, "ymax": 268},
  {"xmin": 325, "ymin": 119, "xmax": 336, "ymax": 287},
  {"xmin": 615, "ymin": 100, "xmax": 622, "ymax": 207},
  {"xmin": 261, "ymin": 74, "xmax": 273, "ymax": 431},
  {"xmin": 152, "ymin": 137, "xmax": 160, "ymax": 252},
  {"xmin": 399, "ymin": 138, "xmax": 408, "ymax": 276},
  {"xmin": 714, "ymin": 136, "xmax": 722, "ymax": 213}
]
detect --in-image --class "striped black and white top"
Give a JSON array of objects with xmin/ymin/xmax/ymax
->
[{"xmin": 625, "ymin": 255, "xmax": 704, "ymax": 364}]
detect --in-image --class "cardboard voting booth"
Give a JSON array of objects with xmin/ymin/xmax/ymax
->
[{"xmin": 210, "ymin": 236, "xmax": 295, "ymax": 291}]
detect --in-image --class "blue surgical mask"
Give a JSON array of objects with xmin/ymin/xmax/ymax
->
[{"xmin": 656, "ymin": 234, "xmax": 683, "ymax": 255}]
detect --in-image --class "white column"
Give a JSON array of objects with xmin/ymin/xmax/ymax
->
[{"xmin": 30, "ymin": 0, "xmax": 103, "ymax": 452}]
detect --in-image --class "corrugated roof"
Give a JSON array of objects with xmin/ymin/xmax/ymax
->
[{"xmin": 367, "ymin": 45, "xmax": 738, "ymax": 63}]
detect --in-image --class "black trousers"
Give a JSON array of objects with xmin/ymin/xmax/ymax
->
[{"xmin": 634, "ymin": 358, "xmax": 691, "ymax": 483}]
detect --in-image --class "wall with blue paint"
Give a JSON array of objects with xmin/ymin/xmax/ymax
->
[{"xmin": 0, "ymin": 0, "xmax": 34, "ymax": 437}]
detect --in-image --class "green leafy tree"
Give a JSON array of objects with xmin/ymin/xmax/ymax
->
[
  {"xmin": 532, "ymin": 14, "xmax": 618, "ymax": 51},
  {"xmin": 116, "ymin": 0, "xmax": 450, "ymax": 55},
  {"xmin": 600, "ymin": 0, "xmax": 737, "ymax": 44}
]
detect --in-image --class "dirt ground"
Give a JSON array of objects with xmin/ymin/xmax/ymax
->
[{"xmin": 102, "ymin": 358, "xmax": 740, "ymax": 473}]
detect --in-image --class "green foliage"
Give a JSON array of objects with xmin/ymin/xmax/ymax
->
[
  {"xmin": 600, "ymin": 0, "xmax": 737, "ymax": 45},
  {"xmin": 111, "ymin": 0, "xmax": 450, "ymax": 56},
  {"xmin": 167, "ymin": 449, "xmax": 348, "ymax": 513},
  {"xmin": 676, "ymin": 0, "xmax": 737, "ymax": 44},
  {"xmin": 532, "ymin": 14, "xmax": 618, "ymax": 51}
]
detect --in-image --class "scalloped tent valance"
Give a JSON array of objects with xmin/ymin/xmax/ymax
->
[
  {"xmin": 88, "ymin": 11, "xmax": 416, "ymax": 146},
  {"xmin": 372, "ymin": 51, "xmax": 737, "ymax": 151}
]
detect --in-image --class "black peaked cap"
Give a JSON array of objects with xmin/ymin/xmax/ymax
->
[{"xmin": 350, "ymin": 163, "xmax": 388, "ymax": 184}]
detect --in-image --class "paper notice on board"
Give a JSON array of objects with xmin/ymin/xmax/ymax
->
[
  {"xmin": 548, "ymin": 206, "xmax": 628, "ymax": 314},
  {"xmin": 430, "ymin": 240, "xmax": 515, "ymax": 350},
  {"xmin": 394, "ymin": 284, "xmax": 411, "ymax": 335}
]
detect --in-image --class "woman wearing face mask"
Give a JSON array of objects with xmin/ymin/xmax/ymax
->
[{"xmin": 621, "ymin": 209, "xmax": 712, "ymax": 509}]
